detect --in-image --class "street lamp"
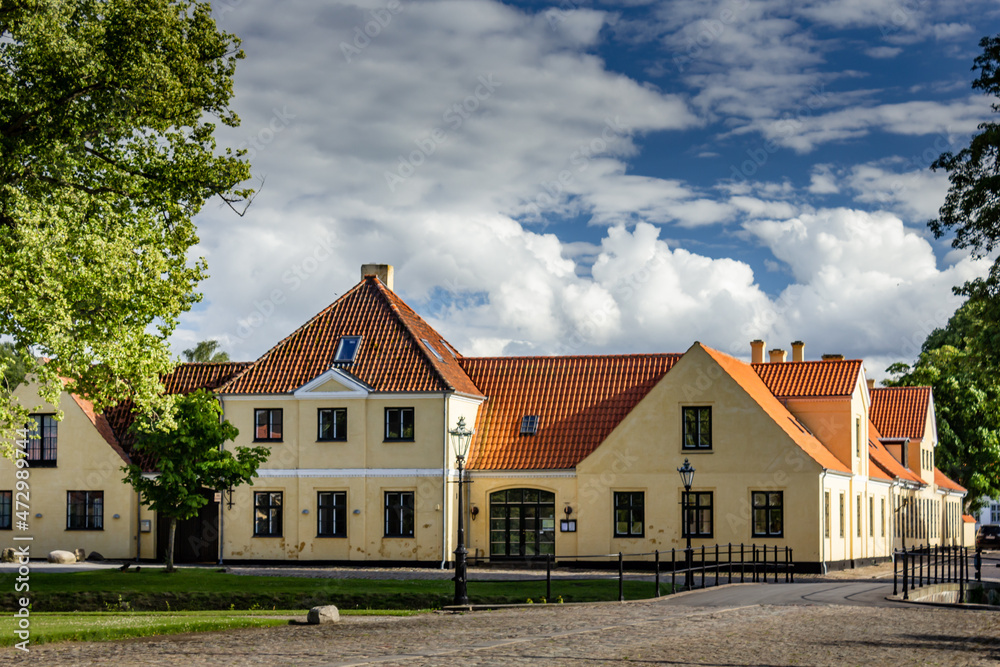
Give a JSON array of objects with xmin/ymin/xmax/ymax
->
[
  {"xmin": 677, "ymin": 458, "xmax": 695, "ymax": 589},
  {"xmin": 450, "ymin": 416, "xmax": 475, "ymax": 606}
]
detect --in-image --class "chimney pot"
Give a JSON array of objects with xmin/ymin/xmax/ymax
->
[
  {"xmin": 750, "ymin": 339, "xmax": 766, "ymax": 364},
  {"xmin": 769, "ymin": 348, "xmax": 787, "ymax": 363},
  {"xmin": 822, "ymin": 354, "xmax": 844, "ymax": 361},
  {"xmin": 791, "ymin": 340, "xmax": 805, "ymax": 363},
  {"xmin": 361, "ymin": 264, "xmax": 394, "ymax": 291},
  {"xmin": 867, "ymin": 378, "xmax": 875, "ymax": 390}
]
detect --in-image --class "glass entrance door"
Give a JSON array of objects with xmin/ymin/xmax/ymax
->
[{"xmin": 489, "ymin": 488, "xmax": 555, "ymax": 559}]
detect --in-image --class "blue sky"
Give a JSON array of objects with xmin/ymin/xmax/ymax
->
[{"xmin": 179, "ymin": 0, "xmax": 1000, "ymax": 378}]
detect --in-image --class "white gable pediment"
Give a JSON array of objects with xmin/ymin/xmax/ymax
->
[{"xmin": 294, "ymin": 368, "xmax": 371, "ymax": 399}]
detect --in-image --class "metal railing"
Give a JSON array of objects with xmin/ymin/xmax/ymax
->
[
  {"xmin": 483, "ymin": 544, "xmax": 795, "ymax": 603},
  {"xmin": 892, "ymin": 544, "xmax": 981, "ymax": 600}
]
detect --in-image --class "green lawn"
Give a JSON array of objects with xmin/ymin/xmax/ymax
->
[{"xmin": 0, "ymin": 569, "xmax": 668, "ymax": 611}]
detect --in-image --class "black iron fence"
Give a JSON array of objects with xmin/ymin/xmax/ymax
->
[
  {"xmin": 489, "ymin": 543, "xmax": 795, "ymax": 603},
  {"xmin": 892, "ymin": 544, "xmax": 985, "ymax": 600}
]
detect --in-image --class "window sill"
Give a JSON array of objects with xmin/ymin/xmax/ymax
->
[
  {"xmin": 613, "ymin": 534, "xmax": 645, "ymax": 539},
  {"xmin": 382, "ymin": 535, "xmax": 415, "ymax": 539},
  {"xmin": 253, "ymin": 534, "xmax": 283, "ymax": 538},
  {"xmin": 316, "ymin": 439, "xmax": 347, "ymax": 443},
  {"xmin": 383, "ymin": 439, "xmax": 415, "ymax": 443},
  {"xmin": 26, "ymin": 461, "xmax": 57, "ymax": 468},
  {"xmin": 316, "ymin": 534, "xmax": 347, "ymax": 539},
  {"xmin": 66, "ymin": 528, "xmax": 104, "ymax": 531},
  {"xmin": 253, "ymin": 439, "xmax": 283, "ymax": 443}
]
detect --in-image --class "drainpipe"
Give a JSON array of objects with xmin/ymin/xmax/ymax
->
[
  {"xmin": 820, "ymin": 470, "xmax": 827, "ymax": 575},
  {"xmin": 441, "ymin": 396, "xmax": 450, "ymax": 569},
  {"xmin": 218, "ymin": 396, "xmax": 226, "ymax": 566},
  {"xmin": 135, "ymin": 491, "xmax": 142, "ymax": 563}
]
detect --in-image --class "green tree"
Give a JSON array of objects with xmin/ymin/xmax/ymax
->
[
  {"xmin": 0, "ymin": 1, "xmax": 253, "ymax": 456},
  {"xmin": 0, "ymin": 343, "xmax": 31, "ymax": 395},
  {"xmin": 122, "ymin": 389, "xmax": 268, "ymax": 571},
  {"xmin": 885, "ymin": 300, "xmax": 1000, "ymax": 515},
  {"xmin": 183, "ymin": 340, "xmax": 231, "ymax": 363}
]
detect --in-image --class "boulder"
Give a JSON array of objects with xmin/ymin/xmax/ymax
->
[
  {"xmin": 48, "ymin": 550, "xmax": 76, "ymax": 564},
  {"xmin": 0, "ymin": 548, "xmax": 16, "ymax": 563},
  {"xmin": 306, "ymin": 605, "xmax": 340, "ymax": 625},
  {"xmin": 74, "ymin": 548, "xmax": 86, "ymax": 562},
  {"xmin": 86, "ymin": 551, "xmax": 105, "ymax": 562}
]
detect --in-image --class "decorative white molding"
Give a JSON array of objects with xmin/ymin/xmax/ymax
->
[
  {"xmin": 468, "ymin": 470, "xmax": 576, "ymax": 479},
  {"xmin": 293, "ymin": 368, "xmax": 372, "ymax": 399},
  {"xmin": 255, "ymin": 468, "xmax": 443, "ymax": 478}
]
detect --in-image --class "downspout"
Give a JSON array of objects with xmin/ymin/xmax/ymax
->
[
  {"xmin": 440, "ymin": 396, "xmax": 450, "ymax": 569},
  {"xmin": 820, "ymin": 470, "xmax": 827, "ymax": 574},
  {"xmin": 135, "ymin": 491, "xmax": 142, "ymax": 563},
  {"xmin": 218, "ymin": 396, "xmax": 226, "ymax": 566}
]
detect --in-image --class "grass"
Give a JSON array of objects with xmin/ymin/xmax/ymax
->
[
  {"xmin": 0, "ymin": 569, "xmax": 669, "ymax": 611},
  {"xmin": 0, "ymin": 610, "xmax": 290, "ymax": 646}
]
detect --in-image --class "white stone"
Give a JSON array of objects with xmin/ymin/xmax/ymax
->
[
  {"xmin": 74, "ymin": 548, "xmax": 86, "ymax": 562},
  {"xmin": 307, "ymin": 605, "xmax": 339, "ymax": 624},
  {"xmin": 48, "ymin": 550, "xmax": 77, "ymax": 564}
]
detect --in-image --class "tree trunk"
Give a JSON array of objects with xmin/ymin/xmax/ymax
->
[{"xmin": 166, "ymin": 516, "xmax": 177, "ymax": 572}]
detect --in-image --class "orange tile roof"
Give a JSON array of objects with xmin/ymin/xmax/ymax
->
[
  {"xmin": 104, "ymin": 362, "xmax": 253, "ymax": 472},
  {"xmin": 870, "ymin": 387, "xmax": 931, "ymax": 440},
  {"xmin": 935, "ymin": 468, "xmax": 967, "ymax": 493},
  {"xmin": 962, "ymin": 514, "xmax": 976, "ymax": 523},
  {"xmin": 703, "ymin": 346, "xmax": 851, "ymax": 474},
  {"xmin": 867, "ymin": 419, "xmax": 923, "ymax": 485},
  {"xmin": 461, "ymin": 354, "xmax": 680, "ymax": 469},
  {"xmin": 753, "ymin": 360, "xmax": 862, "ymax": 397},
  {"xmin": 220, "ymin": 277, "xmax": 481, "ymax": 396}
]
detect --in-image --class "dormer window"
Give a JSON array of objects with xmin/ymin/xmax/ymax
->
[
  {"xmin": 520, "ymin": 415, "xmax": 539, "ymax": 436},
  {"xmin": 420, "ymin": 338, "xmax": 443, "ymax": 361},
  {"xmin": 333, "ymin": 336, "xmax": 362, "ymax": 363}
]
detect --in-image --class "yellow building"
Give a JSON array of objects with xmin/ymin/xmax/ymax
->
[{"xmin": 1, "ymin": 264, "xmax": 968, "ymax": 570}]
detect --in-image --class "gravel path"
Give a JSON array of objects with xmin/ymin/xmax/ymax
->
[{"xmin": 3, "ymin": 597, "xmax": 998, "ymax": 666}]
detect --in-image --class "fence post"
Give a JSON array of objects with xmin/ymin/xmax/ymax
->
[
  {"xmin": 790, "ymin": 548, "xmax": 794, "ymax": 583},
  {"xmin": 976, "ymin": 548, "xmax": 982, "ymax": 582},
  {"xmin": 752, "ymin": 544, "xmax": 757, "ymax": 582},
  {"xmin": 919, "ymin": 546, "xmax": 924, "ymax": 587},
  {"xmin": 728, "ymin": 543, "xmax": 733, "ymax": 584},
  {"xmin": 671, "ymin": 548, "xmax": 676, "ymax": 592},
  {"xmin": 893, "ymin": 549, "xmax": 898, "ymax": 596},
  {"xmin": 785, "ymin": 546, "xmax": 790, "ymax": 583},
  {"xmin": 715, "ymin": 544, "xmax": 719, "ymax": 587},
  {"xmin": 618, "ymin": 552, "xmax": 624, "ymax": 602},
  {"xmin": 700, "ymin": 546, "xmax": 705, "ymax": 589},
  {"xmin": 740, "ymin": 543, "xmax": 745, "ymax": 583},
  {"xmin": 655, "ymin": 550, "xmax": 660, "ymax": 598},
  {"xmin": 959, "ymin": 547, "xmax": 965, "ymax": 603},
  {"xmin": 546, "ymin": 553, "xmax": 552, "ymax": 602},
  {"xmin": 902, "ymin": 548, "xmax": 909, "ymax": 600}
]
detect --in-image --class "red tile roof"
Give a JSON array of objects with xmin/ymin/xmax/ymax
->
[
  {"xmin": 461, "ymin": 354, "xmax": 680, "ymax": 469},
  {"xmin": 703, "ymin": 346, "xmax": 851, "ymax": 474},
  {"xmin": 753, "ymin": 360, "xmax": 862, "ymax": 397},
  {"xmin": 963, "ymin": 514, "xmax": 976, "ymax": 523},
  {"xmin": 220, "ymin": 277, "xmax": 481, "ymax": 396},
  {"xmin": 867, "ymin": 419, "xmax": 923, "ymax": 485},
  {"xmin": 935, "ymin": 468, "xmax": 967, "ymax": 493},
  {"xmin": 104, "ymin": 362, "xmax": 252, "ymax": 471},
  {"xmin": 870, "ymin": 387, "xmax": 931, "ymax": 440}
]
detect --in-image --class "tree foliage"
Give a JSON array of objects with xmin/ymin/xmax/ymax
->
[
  {"xmin": 122, "ymin": 389, "xmax": 268, "ymax": 571},
  {"xmin": 183, "ymin": 340, "xmax": 230, "ymax": 363},
  {"xmin": 0, "ymin": 343, "xmax": 30, "ymax": 395},
  {"xmin": 885, "ymin": 299, "xmax": 1000, "ymax": 514},
  {"xmin": 0, "ymin": 0, "xmax": 252, "ymax": 456}
]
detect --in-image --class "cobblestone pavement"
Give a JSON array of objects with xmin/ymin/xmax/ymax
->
[{"xmin": 3, "ymin": 597, "xmax": 998, "ymax": 666}]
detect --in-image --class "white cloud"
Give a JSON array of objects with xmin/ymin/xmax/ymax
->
[
  {"xmin": 865, "ymin": 46, "xmax": 902, "ymax": 59},
  {"xmin": 807, "ymin": 164, "xmax": 840, "ymax": 194}
]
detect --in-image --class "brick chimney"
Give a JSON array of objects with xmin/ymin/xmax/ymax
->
[
  {"xmin": 791, "ymin": 340, "xmax": 805, "ymax": 362},
  {"xmin": 361, "ymin": 264, "xmax": 394, "ymax": 291},
  {"xmin": 769, "ymin": 349, "xmax": 787, "ymax": 363},
  {"xmin": 751, "ymin": 340, "xmax": 766, "ymax": 364}
]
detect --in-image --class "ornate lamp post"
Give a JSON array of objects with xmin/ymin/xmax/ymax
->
[
  {"xmin": 450, "ymin": 416, "xmax": 475, "ymax": 606},
  {"xmin": 677, "ymin": 458, "xmax": 695, "ymax": 589}
]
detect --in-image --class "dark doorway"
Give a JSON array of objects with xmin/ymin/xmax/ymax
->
[
  {"xmin": 489, "ymin": 488, "xmax": 556, "ymax": 559},
  {"xmin": 156, "ymin": 489, "xmax": 219, "ymax": 563}
]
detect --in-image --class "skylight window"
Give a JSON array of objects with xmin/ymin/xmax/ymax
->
[
  {"xmin": 333, "ymin": 336, "xmax": 362, "ymax": 363},
  {"xmin": 520, "ymin": 415, "xmax": 539, "ymax": 436},
  {"xmin": 420, "ymin": 338, "xmax": 443, "ymax": 361}
]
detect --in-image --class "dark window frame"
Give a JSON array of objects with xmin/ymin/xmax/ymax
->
[
  {"xmin": 333, "ymin": 336, "xmax": 362, "ymax": 363},
  {"xmin": 384, "ymin": 407, "xmax": 415, "ymax": 442},
  {"xmin": 682, "ymin": 406, "xmax": 712, "ymax": 450},
  {"xmin": 66, "ymin": 491, "xmax": 103, "ymax": 530},
  {"xmin": 317, "ymin": 491, "xmax": 347, "ymax": 538},
  {"xmin": 682, "ymin": 491, "xmax": 713, "ymax": 538},
  {"xmin": 254, "ymin": 491, "xmax": 283, "ymax": 537},
  {"xmin": 384, "ymin": 491, "xmax": 415, "ymax": 537},
  {"xmin": 0, "ymin": 491, "xmax": 11, "ymax": 530},
  {"xmin": 613, "ymin": 491, "xmax": 645, "ymax": 538},
  {"xmin": 751, "ymin": 491, "xmax": 784, "ymax": 538},
  {"xmin": 27, "ymin": 414, "xmax": 58, "ymax": 467},
  {"xmin": 317, "ymin": 408, "xmax": 348, "ymax": 442},
  {"xmin": 254, "ymin": 408, "xmax": 283, "ymax": 442},
  {"xmin": 520, "ymin": 415, "xmax": 539, "ymax": 436}
]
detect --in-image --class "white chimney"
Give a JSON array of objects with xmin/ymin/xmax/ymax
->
[
  {"xmin": 751, "ymin": 340, "xmax": 766, "ymax": 364},
  {"xmin": 791, "ymin": 341, "xmax": 805, "ymax": 363},
  {"xmin": 361, "ymin": 264, "xmax": 394, "ymax": 291},
  {"xmin": 769, "ymin": 349, "xmax": 787, "ymax": 363}
]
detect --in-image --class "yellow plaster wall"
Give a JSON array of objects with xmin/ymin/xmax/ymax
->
[{"xmin": 0, "ymin": 384, "xmax": 139, "ymax": 559}]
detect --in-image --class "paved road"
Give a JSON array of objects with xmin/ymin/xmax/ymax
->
[{"xmin": 663, "ymin": 581, "xmax": 905, "ymax": 607}]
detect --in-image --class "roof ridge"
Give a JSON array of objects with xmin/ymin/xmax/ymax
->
[
  {"xmin": 464, "ymin": 353, "xmax": 683, "ymax": 362},
  {"xmin": 371, "ymin": 278, "xmax": 458, "ymax": 393}
]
